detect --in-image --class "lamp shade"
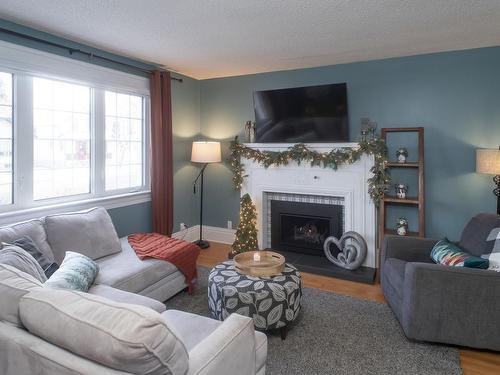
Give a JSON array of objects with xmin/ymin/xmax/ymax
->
[
  {"xmin": 476, "ymin": 148, "xmax": 500, "ymax": 175},
  {"xmin": 191, "ymin": 141, "xmax": 221, "ymax": 163}
]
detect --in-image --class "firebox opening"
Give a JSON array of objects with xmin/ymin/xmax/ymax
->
[{"xmin": 271, "ymin": 200, "xmax": 343, "ymax": 256}]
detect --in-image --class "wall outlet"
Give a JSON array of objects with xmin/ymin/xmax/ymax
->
[
  {"xmin": 227, "ymin": 220, "xmax": 232, "ymax": 229},
  {"xmin": 180, "ymin": 223, "xmax": 188, "ymax": 231}
]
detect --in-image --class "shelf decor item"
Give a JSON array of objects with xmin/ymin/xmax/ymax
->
[
  {"xmin": 229, "ymin": 136, "xmax": 390, "ymax": 205},
  {"xmin": 368, "ymin": 121, "xmax": 378, "ymax": 140},
  {"xmin": 476, "ymin": 147, "xmax": 500, "ymax": 214},
  {"xmin": 249, "ymin": 122, "xmax": 256, "ymax": 143},
  {"xmin": 191, "ymin": 141, "xmax": 222, "ymax": 249},
  {"xmin": 233, "ymin": 250, "xmax": 285, "ymax": 276},
  {"xmin": 323, "ymin": 231, "xmax": 367, "ymax": 270},
  {"xmin": 360, "ymin": 118, "xmax": 370, "ymax": 141},
  {"xmin": 231, "ymin": 193, "xmax": 259, "ymax": 255},
  {"xmin": 395, "ymin": 183, "xmax": 408, "ymax": 199},
  {"xmin": 396, "ymin": 217, "xmax": 408, "ymax": 236},
  {"xmin": 244, "ymin": 121, "xmax": 252, "ymax": 142},
  {"xmin": 396, "ymin": 147, "xmax": 408, "ymax": 163}
]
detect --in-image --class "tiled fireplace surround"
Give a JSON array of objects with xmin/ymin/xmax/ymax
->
[{"xmin": 241, "ymin": 143, "xmax": 377, "ymax": 269}]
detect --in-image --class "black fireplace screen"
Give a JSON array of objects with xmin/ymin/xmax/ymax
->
[{"xmin": 271, "ymin": 200, "xmax": 343, "ymax": 256}]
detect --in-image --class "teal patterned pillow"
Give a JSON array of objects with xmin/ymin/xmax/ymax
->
[
  {"xmin": 431, "ymin": 238, "xmax": 489, "ymax": 269},
  {"xmin": 44, "ymin": 251, "xmax": 99, "ymax": 292}
]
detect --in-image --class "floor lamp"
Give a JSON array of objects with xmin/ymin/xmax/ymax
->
[
  {"xmin": 192, "ymin": 141, "xmax": 222, "ymax": 248},
  {"xmin": 476, "ymin": 147, "xmax": 500, "ymax": 215}
]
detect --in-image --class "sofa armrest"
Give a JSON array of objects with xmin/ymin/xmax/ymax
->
[
  {"xmin": 187, "ymin": 314, "xmax": 257, "ymax": 375},
  {"xmin": 402, "ymin": 262, "xmax": 500, "ymax": 350},
  {"xmin": 381, "ymin": 235, "xmax": 438, "ymax": 264}
]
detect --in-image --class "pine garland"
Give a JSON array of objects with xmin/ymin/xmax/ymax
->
[
  {"xmin": 232, "ymin": 193, "xmax": 259, "ymax": 253},
  {"xmin": 229, "ymin": 137, "xmax": 391, "ymax": 206}
]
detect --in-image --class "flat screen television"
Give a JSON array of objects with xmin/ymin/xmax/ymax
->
[{"xmin": 253, "ymin": 83, "xmax": 348, "ymax": 143}]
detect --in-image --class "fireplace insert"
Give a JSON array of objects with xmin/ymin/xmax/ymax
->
[{"xmin": 271, "ymin": 200, "xmax": 343, "ymax": 256}]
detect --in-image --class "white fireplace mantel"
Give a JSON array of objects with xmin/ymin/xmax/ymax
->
[{"xmin": 240, "ymin": 142, "xmax": 377, "ymax": 268}]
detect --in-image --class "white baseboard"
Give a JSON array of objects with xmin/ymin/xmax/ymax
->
[
  {"xmin": 172, "ymin": 225, "xmax": 236, "ymax": 245},
  {"xmin": 171, "ymin": 226, "xmax": 198, "ymax": 242},
  {"xmin": 202, "ymin": 225, "xmax": 236, "ymax": 244}
]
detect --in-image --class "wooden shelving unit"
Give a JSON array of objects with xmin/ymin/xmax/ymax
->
[{"xmin": 379, "ymin": 127, "xmax": 425, "ymax": 251}]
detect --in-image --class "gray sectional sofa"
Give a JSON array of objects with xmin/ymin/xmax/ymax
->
[{"xmin": 0, "ymin": 207, "xmax": 267, "ymax": 375}]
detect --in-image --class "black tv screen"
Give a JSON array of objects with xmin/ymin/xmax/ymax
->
[{"xmin": 253, "ymin": 83, "xmax": 349, "ymax": 143}]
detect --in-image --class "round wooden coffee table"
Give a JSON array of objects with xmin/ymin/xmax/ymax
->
[{"xmin": 208, "ymin": 260, "xmax": 302, "ymax": 339}]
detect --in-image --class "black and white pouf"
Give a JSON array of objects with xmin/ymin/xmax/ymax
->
[{"xmin": 208, "ymin": 260, "xmax": 302, "ymax": 339}]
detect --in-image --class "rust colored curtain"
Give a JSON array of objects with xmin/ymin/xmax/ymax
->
[{"xmin": 150, "ymin": 70, "xmax": 173, "ymax": 235}]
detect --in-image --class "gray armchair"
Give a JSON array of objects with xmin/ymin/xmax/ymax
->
[{"xmin": 381, "ymin": 213, "xmax": 500, "ymax": 351}]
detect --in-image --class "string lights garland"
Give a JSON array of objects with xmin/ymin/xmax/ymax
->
[{"xmin": 229, "ymin": 137, "xmax": 391, "ymax": 206}]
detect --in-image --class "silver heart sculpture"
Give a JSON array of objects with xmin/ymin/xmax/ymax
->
[{"xmin": 323, "ymin": 231, "xmax": 367, "ymax": 270}]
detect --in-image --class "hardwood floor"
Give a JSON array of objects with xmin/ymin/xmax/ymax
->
[{"xmin": 198, "ymin": 242, "xmax": 500, "ymax": 375}]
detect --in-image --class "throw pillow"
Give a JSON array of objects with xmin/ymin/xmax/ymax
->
[
  {"xmin": 44, "ymin": 251, "xmax": 99, "ymax": 292},
  {"xmin": 431, "ymin": 238, "xmax": 489, "ymax": 269},
  {"xmin": 0, "ymin": 243, "xmax": 47, "ymax": 282},
  {"xmin": 19, "ymin": 288, "xmax": 189, "ymax": 375},
  {"xmin": 0, "ymin": 219, "xmax": 55, "ymax": 262},
  {"xmin": 0, "ymin": 263, "xmax": 42, "ymax": 327},
  {"xmin": 13, "ymin": 236, "xmax": 59, "ymax": 278}
]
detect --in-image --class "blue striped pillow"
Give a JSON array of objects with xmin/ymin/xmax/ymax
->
[{"xmin": 431, "ymin": 238, "xmax": 489, "ymax": 269}]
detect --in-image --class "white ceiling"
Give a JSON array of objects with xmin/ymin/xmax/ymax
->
[{"xmin": 1, "ymin": 0, "xmax": 500, "ymax": 80}]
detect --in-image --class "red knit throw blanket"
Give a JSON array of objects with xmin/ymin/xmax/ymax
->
[{"xmin": 128, "ymin": 233, "xmax": 201, "ymax": 292}]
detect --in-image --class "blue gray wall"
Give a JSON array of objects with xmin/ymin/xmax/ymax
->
[
  {"xmin": 172, "ymin": 75, "xmax": 201, "ymax": 231},
  {"xmin": 199, "ymin": 47, "xmax": 500, "ymax": 241},
  {"xmin": 108, "ymin": 202, "xmax": 152, "ymax": 237}
]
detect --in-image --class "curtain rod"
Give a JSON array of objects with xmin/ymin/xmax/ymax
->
[{"xmin": 0, "ymin": 27, "xmax": 183, "ymax": 82}]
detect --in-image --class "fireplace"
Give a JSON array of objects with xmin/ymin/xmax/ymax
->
[
  {"xmin": 271, "ymin": 200, "xmax": 343, "ymax": 256},
  {"xmin": 241, "ymin": 142, "xmax": 377, "ymax": 283}
]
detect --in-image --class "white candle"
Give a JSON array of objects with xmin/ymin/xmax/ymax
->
[{"xmin": 253, "ymin": 252, "xmax": 261, "ymax": 262}]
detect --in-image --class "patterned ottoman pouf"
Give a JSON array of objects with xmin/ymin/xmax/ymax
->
[{"xmin": 208, "ymin": 260, "xmax": 302, "ymax": 339}]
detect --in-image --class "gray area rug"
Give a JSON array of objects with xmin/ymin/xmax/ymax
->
[{"xmin": 167, "ymin": 267, "xmax": 461, "ymax": 375}]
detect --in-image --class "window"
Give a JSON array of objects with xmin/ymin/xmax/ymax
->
[
  {"xmin": 33, "ymin": 78, "xmax": 91, "ymax": 200},
  {"xmin": 0, "ymin": 72, "xmax": 13, "ymax": 205},
  {"xmin": 105, "ymin": 91, "xmax": 144, "ymax": 191},
  {"xmin": 0, "ymin": 41, "xmax": 150, "ymax": 216}
]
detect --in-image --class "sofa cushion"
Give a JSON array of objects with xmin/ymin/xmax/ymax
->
[
  {"xmin": 44, "ymin": 251, "xmax": 99, "ymax": 292},
  {"xmin": 431, "ymin": 238, "xmax": 489, "ymax": 269},
  {"xmin": 0, "ymin": 263, "xmax": 42, "ymax": 327},
  {"xmin": 19, "ymin": 288, "xmax": 189, "ymax": 375},
  {"xmin": 0, "ymin": 243, "xmax": 47, "ymax": 282},
  {"xmin": 45, "ymin": 207, "xmax": 121, "ymax": 264},
  {"xmin": 0, "ymin": 219, "xmax": 54, "ymax": 262},
  {"xmin": 88, "ymin": 284, "xmax": 166, "ymax": 313},
  {"xmin": 460, "ymin": 213, "xmax": 500, "ymax": 257},
  {"xmin": 95, "ymin": 238, "xmax": 179, "ymax": 294},
  {"xmin": 13, "ymin": 236, "xmax": 59, "ymax": 278}
]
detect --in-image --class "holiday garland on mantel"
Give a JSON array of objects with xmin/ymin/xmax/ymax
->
[{"xmin": 229, "ymin": 137, "xmax": 391, "ymax": 206}]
